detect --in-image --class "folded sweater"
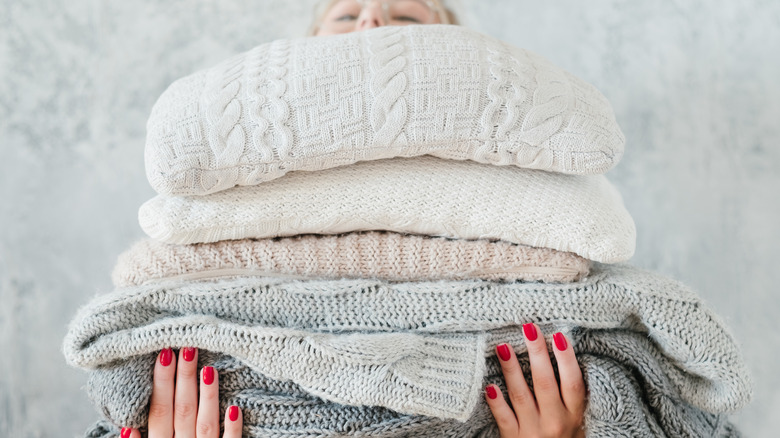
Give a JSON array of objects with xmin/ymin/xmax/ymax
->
[
  {"xmin": 82, "ymin": 329, "xmax": 741, "ymax": 438},
  {"xmin": 145, "ymin": 25, "xmax": 625, "ymax": 196},
  {"xmin": 139, "ymin": 157, "xmax": 636, "ymax": 263},
  {"xmin": 64, "ymin": 264, "xmax": 750, "ymax": 430},
  {"xmin": 112, "ymin": 231, "xmax": 590, "ymax": 287}
]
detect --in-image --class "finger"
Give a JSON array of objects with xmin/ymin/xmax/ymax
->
[
  {"xmin": 148, "ymin": 348, "xmax": 176, "ymax": 438},
  {"xmin": 495, "ymin": 342, "xmax": 539, "ymax": 420},
  {"xmin": 174, "ymin": 347, "xmax": 199, "ymax": 436},
  {"xmin": 119, "ymin": 427, "xmax": 141, "ymax": 438},
  {"xmin": 522, "ymin": 323, "xmax": 565, "ymax": 412},
  {"xmin": 552, "ymin": 332, "xmax": 587, "ymax": 416},
  {"xmin": 484, "ymin": 384, "xmax": 519, "ymax": 436},
  {"xmin": 196, "ymin": 366, "xmax": 220, "ymax": 438},
  {"xmin": 223, "ymin": 405, "xmax": 243, "ymax": 438}
]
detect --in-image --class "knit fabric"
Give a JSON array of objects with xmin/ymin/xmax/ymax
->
[
  {"xmin": 138, "ymin": 157, "xmax": 636, "ymax": 263},
  {"xmin": 81, "ymin": 329, "xmax": 741, "ymax": 438},
  {"xmin": 112, "ymin": 231, "xmax": 591, "ymax": 287},
  {"xmin": 63, "ymin": 264, "xmax": 751, "ymax": 430},
  {"xmin": 145, "ymin": 25, "xmax": 625, "ymax": 196}
]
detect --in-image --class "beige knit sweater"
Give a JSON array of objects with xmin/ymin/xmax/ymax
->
[{"xmin": 112, "ymin": 231, "xmax": 590, "ymax": 287}]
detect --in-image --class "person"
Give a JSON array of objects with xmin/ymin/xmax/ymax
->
[
  {"xmin": 309, "ymin": 0, "xmax": 457, "ymax": 35},
  {"xmin": 119, "ymin": 2, "xmax": 586, "ymax": 437}
]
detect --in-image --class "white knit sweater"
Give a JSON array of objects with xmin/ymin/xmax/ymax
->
[
  {"xmin": 139, "ymin": 157, "xmax": 636, "ymax": 263},
  {"xmin": 145, "ymin": 25, "xmax": 625, "ymax": 196}
]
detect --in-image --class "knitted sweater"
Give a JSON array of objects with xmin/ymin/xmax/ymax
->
[
  {"xmin": 82, "ymin": 329, "xmax": 740, "ymax": 438},
  {"xmin": 112, "ymin": 232, "xmax": 590, "ymax": 287},
  {"xmin": 145, "ymin": 25, "xmax": 625, "ymax": 196},
  {"xmin": 64, "ymin": 264, "xmax": 750, "ymax": 436},
  {"xmin": 139, "ymin": 157, "xmax": 637, "ymax": 263}
]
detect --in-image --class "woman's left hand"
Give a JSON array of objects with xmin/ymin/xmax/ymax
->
[{"xmin": 485, "ymin": 324, "xmax": 587, "ymax": 437}]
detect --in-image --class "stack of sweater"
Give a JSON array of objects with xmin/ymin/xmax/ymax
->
[{"xmin": 64, "ymin": 25, "xmax": 751, "ymax": 437}]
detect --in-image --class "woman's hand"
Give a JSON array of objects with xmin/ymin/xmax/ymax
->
[
  {"xmin": 119, "ymin": 348, "xmax": 243, "ymax": 438},
  {"xmin": 486, "ymin": 324, "xmax": 586, "ymax": 438}
]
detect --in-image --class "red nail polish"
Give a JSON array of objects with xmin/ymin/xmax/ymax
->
[
  {"xmin": 228, "ymin": 405, "xmax": 239, "ymax": 422},
  {"xmin": 203, "ymin": 366, "xmax": 215, "ymax": 385},
  {"xmin": 120, "ymin": 428, "xmax": 131, "ymax": 438},
  {"xmin": 496, "ymin": 344, "xmax": 511, "ymax": 361},
  {"xmin": 485, "ymin": 385, "xmax": 498, "ymax": 400},
  {"xmin": 159, "ymin": 348, "xmax": 172, "ymax": 367},
  {"xmin": 182, "ymin": 347, "xmax": 196, "ymax": 362},
  {"xmin": 522, "ymin": 323, "xmax": 538, "ymax": 341},
  {"xmin": 554, "ymin": 332, "xmax": 568, "ymax": 351}
]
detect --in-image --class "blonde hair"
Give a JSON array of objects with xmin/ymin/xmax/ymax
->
[{"xmin": 308, "ymin": 0, "xmax": 459, "ymax": 36}]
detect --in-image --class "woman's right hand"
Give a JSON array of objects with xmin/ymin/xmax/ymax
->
[
  {"xmin": 485, "ymin": 324, "xmax": 587, "ymax": 438},
  {"xmin": 119, "ymin": 347, "xmax": 243, "ymax": 438}
]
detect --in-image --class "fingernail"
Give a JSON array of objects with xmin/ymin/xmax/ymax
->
[
  {"xmin": 522, "ymin": 323, "xmax": 538, "ymax": 341},
  {"xmin": 159, "ymin": 348, "xmax": 173, "ymax": 367},
  {"xmin": 496, "ymin": 344, "xmax": 511, "ymax": 361},
  {"xmin": 554, "ymin": 332, "xmax": 568, "ymax": 351},
  {"xmin": 120, "ymin": 428, "xmax": 131, "ymax": 438},
  {"xmin": 485, "ymin": 385, "xmax": 498, "ymax": 400},
  {"xmin": 202, "ymin": 366, "xmax": 215, "ymax": 385},
  {"xmin": 228, "ymin": 405, "xmax": 239, "ymax": 422},
  {"xmin": 182, "ymin": 347, "xmax": 196, "ymax": 362}
]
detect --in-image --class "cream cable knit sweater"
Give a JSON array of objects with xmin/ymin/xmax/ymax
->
[
  {"xmin": 64, "ymin": 264, "xmax": 751, "ymax": 424},
  {"xmin": 145, "ymin": 25, "xmax": 625, "ymax": 196},
  {"xmin": 139, "ymin": 157, "xmax": 636, "ymax": 263},
  {"xmin": 112, "ymin": 232, "xmax": 590, "ymax": 287}
]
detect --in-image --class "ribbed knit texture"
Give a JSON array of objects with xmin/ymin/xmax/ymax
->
[
  {"xmin": 144, "ymin": 25, "xmax": 625, "ymax": 196},
  {"xmin": 64, "ymin": 264, "xmax": 751, "ymax": 436},
  {"xmin": 81, "ymin": 330, "xmax": 742, "ymax": 438},
  {"xmin": 112, "ymin": 232, "xmax": 591, "ymax": 287},
  {"xmin": 138, "ymin": 157, "xmax": 636, "ymax": 263}
]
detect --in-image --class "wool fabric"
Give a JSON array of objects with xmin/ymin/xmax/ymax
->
[
  {"xmin": 145, "ymin": 25, "xmax": 625, "ymax": 196},
  {"xmin": 81, "ymin": 329, "xmax": 741, "ymax": 438},
  {"xmin": 138, "ymin": 157, "xmax": 636, "ymax": 263},
  {"xmin": 112, "ymin": 232, "xmax": 591, "ymax": 287},
  {"xmin": 64, "ymin": 264, "xmax": 751, "ymax": 425}
]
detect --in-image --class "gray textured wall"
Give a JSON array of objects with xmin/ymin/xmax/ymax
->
[{"xmin": 1, "ymin": 0, "xmax": 778, "ymax": 436}]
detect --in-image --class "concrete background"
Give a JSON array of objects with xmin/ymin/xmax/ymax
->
[{"xmin": 1, "ymin": 0, "xmax": 778, "ymax": 436}]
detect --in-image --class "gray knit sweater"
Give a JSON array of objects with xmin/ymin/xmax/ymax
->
[{"xmin": 64, "ymin": 264, "xmax": 751, "ymax": 437}]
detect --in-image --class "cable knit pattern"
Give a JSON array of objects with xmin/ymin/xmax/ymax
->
[
  {"xmin": 369, "ymin": 27, "xmax": 407, "ymax": 146},
  {"xmin": 111, "ymin": 232, "xmax": 591, "ymax": 287},
  {"xmin": 247, "ymin": 38, "xmax": 293, "ymax": 171},
  {"xmin": 145, "ymin": 25, "xmax": 625, "ymax": 196},
  {"xmin": 64, "ymin": 265, "xmax": 750, "ymax": 437},
  {"xmin": 138, "ymin": 157, "xmax": 636, "ymax": 263},
  {"xmin": 201, "ymin": 53, "xmax": 245, "ymax": 193},
  {"xmin": 64, "ymin": 265, "xmax": 751, "ymax": 418}
]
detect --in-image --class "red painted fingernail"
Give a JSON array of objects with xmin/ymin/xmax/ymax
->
[
  {"xmin": 496, "ymin": 344, "xmax": 511, "ymax": 361},
  {"xmin": 522, "ymin": 323, "xmax": 538, "ymax": 341},
  {"xmin": 554, "ymin": 332, "xmax": 568, "ymax": 351},
  {"xmin": 120, "ymin": 428, "xmax": 131, "ymax": 438},
  {"xmin": 159, "ymin": 348, "xmax": 172, "ymax": 367},
  {"xmin": 202, "ymin": 366, "xmax": 215, "ymax": 385},
  {"xmin": 229, "ymin": 405, "xmax": 239, "ymax": 422},
  {"xmin": 182, "ymin": 347, "xmax": 196, "ymax": 362},
  {"xmin": 485, "ymin": 385, "xmax": 498, "ymax": 399}
]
